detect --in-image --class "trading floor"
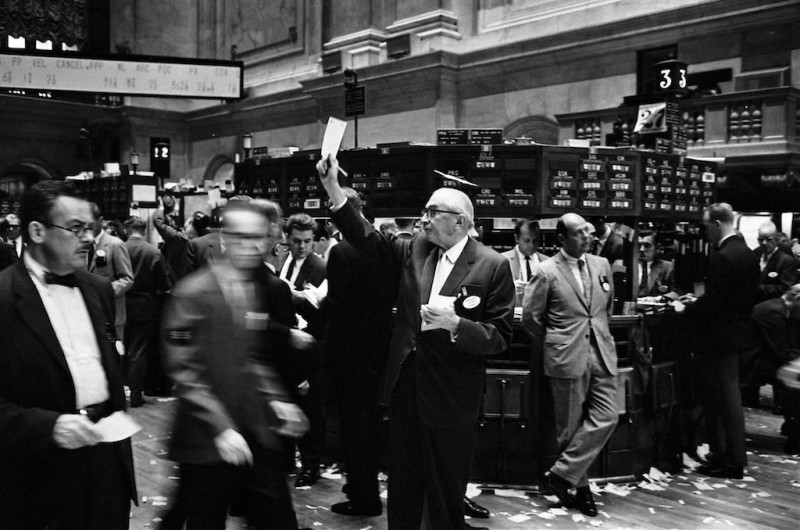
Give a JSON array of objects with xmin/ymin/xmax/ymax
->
[{"xmin": 130, "ymin": 391, "xmax": 798, "ymax": 530}]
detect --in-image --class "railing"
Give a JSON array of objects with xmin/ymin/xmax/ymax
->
[{"xmin": 557, "ymin": 87, "xmax": 800, "ymax": 159}]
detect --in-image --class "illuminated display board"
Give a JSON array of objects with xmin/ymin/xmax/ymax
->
[{"xmin": 0, "ymin": 52, "xmax": 242, "ymax": 99}]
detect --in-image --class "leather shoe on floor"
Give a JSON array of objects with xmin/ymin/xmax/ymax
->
[
  {"xmin": 464, "ymin": 524, "xmax": 489, "ymax": 530},
  {"xmin": 294, "ymin": 467, "xmax": 320, "ymax": 488},
  {"xmin": 696, "ymin": 463, "xmax": 744, "ymax": 479},
  {"xmin": 463, "ymin": 496, "xmax": 490, "ymax": 519},
  {"xmin": 575, "ymin": 486, "xmax": 597, "ymax": 517},
  {"xmin": 331, "ymin": 500, "xmax": 382, "ymax": 516},
  {"xmin": 544, "ymin": 472, "xmax": 575, "ymax": 507}
]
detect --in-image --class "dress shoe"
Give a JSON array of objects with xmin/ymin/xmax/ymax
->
[
  {"xmin": 331, "ymin": 500, "xmax": 382, "ymax": 516},
  {"xmin": 575, "ymin": 486, "xmax": 597, "ymax": 517},
  {"xmin": 696, "ymin": 463, "xmax": 744, "ymax": 479},
  {"xmin": 294, "ymin": 467, "xmax": 320, "ymax": 488},
  {"xmin": 544, "ymin": 472, "xmax": 575, "ymax": 507},
  {"xmin": 463, "ymin": 496, "xmax": 490, "ymax": 519},
  {"xmin": 129, "ymin": 394, "xmax": 145, "ymax": 408},
  {"xmin": 464, "ymin": 524, "xmax": 489, "ymax": 530}
]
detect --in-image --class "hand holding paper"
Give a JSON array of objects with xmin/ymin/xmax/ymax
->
[
  {"xmin": 320, "ymin": 117, "xmax": 348, "ymax": 176},
  {"xmin": 421, "ymin": 295, "xmax": 459, "ymax": 333}
]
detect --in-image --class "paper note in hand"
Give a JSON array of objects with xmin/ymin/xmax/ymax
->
[
  {"xmin": 321, "ymin": 117, "xmax": 347, "ymax": 159},
  {"xmin": 421, "ymin": 295, "xmax": 456, "ymax": 331},
  {"xmin": 94, "ymin": 411, "xmax": 142, "ymax": 442}
]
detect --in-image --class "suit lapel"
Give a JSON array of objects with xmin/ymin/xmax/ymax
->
[
  {"xmin": 555, "ymin": 253, "xmax": 589, "ymax": 311},
  {"xmin": 509, "ymin": 252, "xmax": 521, "ymax": 279},
  {"xmin": 420, "ymin": 246, "xmax": 439, "ymax": 302},
  {"xmin": 12, "ymin": 263, "xmax": 71, "ymax": 378},
  {"xmin": 439, "ymin": 238, "xmax": 475, "ymax": 296}
]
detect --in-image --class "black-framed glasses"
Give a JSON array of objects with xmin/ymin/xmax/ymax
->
[
  {"xmin": 42, "ymin": 222, "xmax": 91, "ymax": 237},
  {"xmin": 421, "ymin": 207, "xmax": 460, "ymax": 218}
]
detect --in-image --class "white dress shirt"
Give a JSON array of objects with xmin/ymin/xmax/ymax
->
[
  {"xmin": 560, "ymin": 249, "xmax": 589, "ymax": 296},
  {"xmin": 429, "ymin": 235, "xmax": 469, "ymax": 301},
  {"xmin": 25, "ymin": 254, "xmax": 109, "ymax": 409},
  {"xmin": 280, "ymin": 255, "xmax": 306, "ymax": 287},
  {"xmin": 515, "ymin": 246, "xmax": 539, "ymax": 282}
]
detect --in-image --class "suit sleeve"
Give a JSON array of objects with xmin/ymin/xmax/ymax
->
[
  {"xmin": 759, "ymin": 254, "xmax": 798, "ymax": 300},
  {"xmin": 110, "ymin": 240, "xmax": 134, "ymax": 297},
  {"xmin": 162, "ymin": 287, "xmax": 236, "ymax": 438},
  {"xmin": 753, "ymin": 303, "xmax": 800, "ymax": 362},
  {"xmin": 331, "ymin": 201, "xmax": 405, "ymax": 270},
  {"xmin": 453, "ymin": 257, "xmax": 515, "ymax": 355},
  {"xmin": 521, "ymin": 264, "xmax": 549, "ymax": 347}
]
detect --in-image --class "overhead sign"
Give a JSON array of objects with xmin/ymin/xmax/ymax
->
[
  {"xmin": 345, "ymin": 86, "xmax": 365, "ymax": 117},
  {"xmin": 0, "ymin": 52, "xmax": 243, "ymax": 99},
  {"xmin": 634, "ymin": 102, "xmax": 668, "ymax": 134}
]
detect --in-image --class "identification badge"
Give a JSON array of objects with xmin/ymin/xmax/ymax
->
[
  {"xmin": 768, "ymin": 271, "xmax": 778, "ymax": 278},
  {"xmin": 600, "ymin": 275, "xmax": 610, "ymax": 292},
  {"xmin": 462, "ymin": 295, "xmax": 481, "ymax": 309}
]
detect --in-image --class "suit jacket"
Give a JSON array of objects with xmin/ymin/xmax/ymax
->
[
  {"xmin": 0, "ymin": 241, "xmax": 15, "ymax": 272},
  {"xmin": 89, "ymin": 230, "xmax": 134, "ymax": 329},
  {"xmin": 522, "ymin": 252, "xmax": 617, "ymax": 379},
  {"xmin": 162, "ymin": 266, "xmax": 295, "ymax": 464},
  {"xmin": 638, "ymin": 258, "xmax": 676, "ymax": 297},
  {"xmin": 752, "ymin": 297, "xmax": 800, "ymax": 364},
  {"xmin": 686, "ymin": 234, "xmax": 760, "ymax": 354},
  {"xmin": 332, "ymin": 201, "xmax": 515, "ymax": 429},
  {"xmin": 285, "ymin": 252, "xmax": 327, "ymax": 340},
  {"xmin": 597, "ymin": 229, "xmax": 625, "ymax": 263},
  {"xmin": 0, "ymin": 261, "xmax": 136, "ymax": 519},
  {"xmin": 501, "ymin": 248, "xmax": 550, "ymax": 282},
  {"xmin": 324, "ymin": 240, "xmax": 400, "ymax": 400},
  {"xmin": 152, "ymin": 209, "xmax": 192, "ymax": 283},
  {"xmin": 125, "ymin": 236, "xmax": 171, "ymax": 322},
  {"xmin": 187, "ymin": 230, "xmax": 223, "ymax": 271},
  {"xmin": 756, "ymin": 248, "xmax": 798, "ymax": 302}
]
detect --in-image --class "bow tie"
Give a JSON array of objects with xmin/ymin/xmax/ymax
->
[{"xmin": 44, "ymin": 272, "xmax": 78, "ymax": 288}]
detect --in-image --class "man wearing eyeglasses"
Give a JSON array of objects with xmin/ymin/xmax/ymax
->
[
  {"xmin": 0, "ymin": 181, "xmax": 136, "ymax": 528},
  {"xmin": 755, "ymin": 221, "xmax": 798, "ymax": 302},
  {"xmin": 317, "ymin": 155, "xmax": 514, "ymax": 530}
]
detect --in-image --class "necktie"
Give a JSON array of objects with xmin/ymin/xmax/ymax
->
[
  {"xmin": 578, "ymin": 259, "xmax": 591, "ymax": 306},
  {"xmin": 639, "ymin": 260, "xmax": 649, "ymax": 297},
  {"xmin": 45, "ymin": 272, "xmax": 77, "ymax": 288},
  {"xmin": 524, "ymin": 255, "xmax": 532, "ymax": 281},
  {"xmin": 285, "ymin": 258, "xmax": 295, "ymax": 284}
]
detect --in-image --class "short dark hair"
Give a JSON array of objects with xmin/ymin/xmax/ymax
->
[
  {"xmin": 191, "ymin": 211, "xmax": 211, "ymax": 235},
  {"xmin": 705, "ymin": 202, "xmax": 734, "ymax": 224},
  {"xmin": 313, "ymin": 220, "xmax": 330, "ymax": 242},
  {"xmin": 395, "ymin": 218, "xmax": 415, "ymax": 231},
  {"xmin": 638, "ymin": 229, "xmax": 656, "ymax": 240},
  {"xmin": 125, "ymin": 216, "xmax": 147, "ymax": 232},
  {"xmin": 285, "ymin": 213, "xmax": 317, "ymax": 235},
  {"xmin": 514, "ymin": 218, "xmax": 540, "ymax": 238},
  {"xmin": 20, "ymin": 180, "xmax": 83, "ymax": 244},
  {"xmin": 555, "ymin": 219, "xmax": 568, "ymax": 238}
]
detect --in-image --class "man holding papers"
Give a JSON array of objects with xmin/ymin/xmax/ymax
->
[
  {"xmin": 317, "ymin": 154, "xmax": 515, "ymax": 530},
  {"xmin": 0, "ymin": 181, "xmax": 136, "ymax": 529}
]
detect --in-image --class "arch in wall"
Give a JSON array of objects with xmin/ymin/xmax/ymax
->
[
  {"xmin": 0, "ymin": 159, "xmax": 56, "ymax": 202},
  {"xmin": 504, "ymin": 115, "xmax": 560, "ymax": 145},
  {"xmin": 202, "ymin": 154, "xmax": 235, "ymax": 188}
]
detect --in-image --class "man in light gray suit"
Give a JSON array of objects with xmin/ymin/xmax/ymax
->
[
  {"xmin": 501, "ymin": 218, "xmax": 549, "ymax": 304},
  {"xmin": 521, "ymin": 213, "xmax": 618, "ymax": 518}
]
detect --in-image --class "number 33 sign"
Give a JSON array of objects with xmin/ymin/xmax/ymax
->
[{"xmin": 655, "ymin": 59, "xmax": 688, "ymax": 92}]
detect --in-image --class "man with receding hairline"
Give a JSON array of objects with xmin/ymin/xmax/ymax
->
[
  {"xmin": 521, "ymin": 212, "xmax": 618, "ymax": 517},
  {"xmin": 318, "ymin": 155, "xmax": 514, "ymax": 530}
]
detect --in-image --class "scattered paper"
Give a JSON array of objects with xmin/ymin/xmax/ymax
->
[
  {"xmin": 508, "ymin": 514, "xmax": 531, "ymax": 523},
  {"xmin": 692, "ymin": 481, "xmax": 714, "ymax": 491},
  {"xmin": 572, "ymin": 513, "xmax": 586, "ymax": 522},
  {"xmin": 494, "ymin": 488, "xmax": 529, "ymax": 499},
  {"xmin": 94, "ymin": 411, "xmax": 142, "ymax": 442},
  {"xmin": 466, "ymin": 483, "xmax": 482, "ymax": 498},
  {"xmin": 703, "ymin": 516, "xmax": 716, "ymax": 523},
  {"xmin": 537, "ymin": 512, "xmax": 556, "ymax": 519},
  {"xmin": 549, "ymin": 508, "xmax": 568, "ymax": 516},
  {"xmin": 603, "ymin": 483, "xmax": 631, "ymax": 497}
]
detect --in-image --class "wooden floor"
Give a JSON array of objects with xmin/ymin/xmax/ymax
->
[{"xmin": 128, "ymin": 394, "xmax": 800, "ymax": 530}]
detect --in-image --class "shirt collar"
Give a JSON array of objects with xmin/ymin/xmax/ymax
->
[
  {"xmin": 560, "ymin": 248, "xmax": 585, "ymax": 266},
  {"xmin": 24, "ymin": 252, "xmax": 55, "ymax": 286},
  {"xmin": 440, "ymin": 234, "xmax": 469, "ymax": 265}
]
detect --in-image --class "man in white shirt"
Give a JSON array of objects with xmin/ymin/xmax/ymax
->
[
  {"xmin": 501, "ymin": 218, "xmax": 549, "ymax": 304},
  {"xmin": 0, "ymin": 180, "xmax": 135, "ymax": 529}
]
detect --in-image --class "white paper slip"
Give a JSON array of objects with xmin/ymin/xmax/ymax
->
[
  {"xmin": 321, "ymin": 117, "xmax": 347, "ymax": 159},
  {"xmin": 95, "ymin": 411, "xmax": 142, "ymax": 442}
]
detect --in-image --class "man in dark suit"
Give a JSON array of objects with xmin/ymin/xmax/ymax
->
[
  {"xmin": 394, "ymin": 217, "xmax": 416, "ymax": 240},
  {"xmin": 325, "ymin": 187, "xmax": 400, "ymax": 516},
  {"xmin": 4, "ymin": 213, "xmax": 24, "ymax": 259},
  {"xmin": 0, "ymin": 239, "xmax": 15, "ymax": 272},
  {"xmin": 318, "ymin": 155, "xmax": 515, "ymax": 530},
  {"xmin": 681, "ymin": 202, "xmax": 760, "ymax": 479},
  {"xmin": 522, "ymin": 213, "xmax": 618, "ymax": 517},
  {"xmin": 124, "ymin": 216, "xmax": 171, "ymax": 406},
  {"xmin": 501, "ymin": 218, "xmax": 550, "ymax": 305},
  {"xmin": 636, "ymin": 230, "xmax": 681, "ymax": 299},
  {"xmin": 162, "ymin": 199, "xmax": 309, "ymax": 530},
  {"xmin": 88, "ymin": 204, "xmax": 134, "ymax": 341},
  {"xmin": 279, "ymin": 213, "xmax": 327, "ymax": 487},
  {"xmin": 152, "ymin": 195, "xmax": 209, "ymax": 283},
  {"xmin": 0, "ymin": 181, "xmax": 136, "ymax": 529},
  {"xmin": 751, "ymin": 283, "xmax": 800, "ymax": 453},
  {"xmin": 590, "ymin": 217, "xmax": 625, "ymax": 264},
  {"xmin": 755, "ymin": 221, "xmax": 798, "ymax": 302}
]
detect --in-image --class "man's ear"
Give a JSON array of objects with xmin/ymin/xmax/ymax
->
[
  {"xmin": 28, "ymin": 222, "xmax": 46, "ymax": 244},
  {"xmin": 557, "ymin": 233, "xmax": 566, "ymax": 246}
]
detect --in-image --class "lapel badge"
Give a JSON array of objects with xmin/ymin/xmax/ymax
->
[
  {"xmin": 600, "ymin": 275, "xmax": 610, "ymax": 292},
  {"xmin": 463, "ymin": 295, "xmax": 481, "ymax": 309}
]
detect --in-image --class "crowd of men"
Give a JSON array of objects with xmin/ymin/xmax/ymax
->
[{"xmin": 1, "ymin": 169, "xmax": 799, "ymax": 529}]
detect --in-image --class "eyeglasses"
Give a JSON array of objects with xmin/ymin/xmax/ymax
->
[
  {"xmin": 42, "ymin": 222, "xmax": 91, "ymax": 237},
  {"xmin": 421, "ymin": 207, "xmax": 460, "ymax": 218},
  {"xmin": 757, "ymin": 236, "xmax": 774, "ymax": 242}
]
